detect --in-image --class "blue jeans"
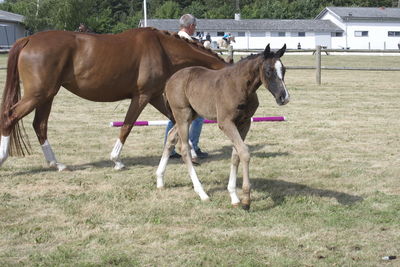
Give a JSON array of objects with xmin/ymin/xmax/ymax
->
[{"xmin": 164, "ymin": 117, "xmax": 204, "ymax": 151}]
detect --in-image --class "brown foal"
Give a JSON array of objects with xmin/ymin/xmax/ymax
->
[{"xmin": 156, "ymin": 44, "xmax": 289, "ymax": 209}]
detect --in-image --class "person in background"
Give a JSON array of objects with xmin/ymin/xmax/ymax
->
[
  {"xmin": 206, "ymin": 32, "xmax": 211, "ymax": 42},
  {"xmin": 164, "ymin": 14, "xmax": 208, "ymax": 160}
]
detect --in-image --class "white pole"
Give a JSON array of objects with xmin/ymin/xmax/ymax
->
[
  {"xmin": 36, "ymin": 0, "xmax": 39, "ymax": 17},
  {"xmin": 143, "ymin": 0, "xmax": 147, "ymax": 27}
]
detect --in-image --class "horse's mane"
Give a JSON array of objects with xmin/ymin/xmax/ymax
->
[
  {"xmin": 154, "ymin": 28, "xmax": 226, "ymax": 64},
  {"xmin": 238, "ymin": 52, "xmax": 263, "ymax": 63}
]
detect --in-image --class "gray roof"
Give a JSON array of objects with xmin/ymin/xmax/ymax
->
[
  {"xmin": 0, "ymin": 9, "xmax": 24, "ymax": 23},
  {"xmin": 316, "ymin": 6, "xmax": 400, "ymax": 21},
  {"xmin": 140, "ymin": 19, "xmax": 342, "ymax": 32}
]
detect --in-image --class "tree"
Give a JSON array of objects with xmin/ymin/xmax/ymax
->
[{"xmin": 154, "ymin": 1, "xmax": 181, "ymax": 19}]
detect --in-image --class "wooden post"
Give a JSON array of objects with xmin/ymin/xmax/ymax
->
[
  {"xmin": 316, "ymin": 45, "xmax": 321, "ymax": 85},
  {"xmin": 228, "ymin": 45, "xmax": 234, "ymax": 59}
]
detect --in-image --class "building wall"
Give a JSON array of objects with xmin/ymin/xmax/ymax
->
[
  {"xmin": 320, "ymin": 11, "xmax": 400, "ymax": 49},
  {"xmin": 0, "ymin": 22, "xmax": 26, "ymax": 48},
  {"xmin": 205, "ymin": 31, "xmax": 322, "ymax": 50},
  {"xmin": 346, "ymin": 21, "xmax": 400, "ymax": 49}
]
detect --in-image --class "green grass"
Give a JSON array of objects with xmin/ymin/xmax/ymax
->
[{"xmin": 0, "ymin": 53, "xmax": 399, "ymax": 266}]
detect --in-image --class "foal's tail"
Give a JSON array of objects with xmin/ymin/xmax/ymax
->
[{"xmin": 0, "ymin": 37, "xmax": 31, "ymax": 156}]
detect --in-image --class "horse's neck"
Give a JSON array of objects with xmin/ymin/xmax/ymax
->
[
  {"xmin": 171, "ymin": 44, "xmax": 225, "ymax": 70},
  {"xmin": 237, "ymin": 56, "xmax": 263, "ymax": 94}
]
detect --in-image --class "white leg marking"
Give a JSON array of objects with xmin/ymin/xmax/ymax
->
[
  {"xmin": 189, "ymin": 139, "xmax": 197, "ymax": 159},
  {"xmin": 41, "ymin": 140, "xmax": 67, "ymax": 171},
  {"xmin": 110, "ymin": 139, "xmax": 125, "ymax": 170},
  {"xmin": 0, "ymin": 135, "xmax": 10, "ymax": 166},
  {"xmin": 228, "ymin": 164, "xmax": 240, "ymax": 205},
  {"xmin": 188, "ymin": 165, "xmax": 209, "ymax": 201},
  {"xmin": 156, "ymin": 151, "xmax": 170, "ymax": 188}
]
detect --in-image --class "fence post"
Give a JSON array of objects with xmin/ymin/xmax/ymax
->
[
  {"xmin": 228, "ymin": 45, "xmax": 234, "ymax": 59},
  {"xmin": 316, "ymin": 45, "xmax": 321, "ymax": 85}
]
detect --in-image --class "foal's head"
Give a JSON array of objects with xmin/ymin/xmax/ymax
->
[{"xmin": 260, "ymin": 44, "xmax": 290, "ymax": 106}]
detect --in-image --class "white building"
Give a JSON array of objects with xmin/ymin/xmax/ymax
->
[
  {"xmin": 140, "ymin": 6, "xmax": 400, "ymax": 50},
  {"xmin": 316, "ymin": 6, "xmax": 400, "ymax": 49},
  {"xmin": 140, "ymin": 17, "xmax": 342, "ymax": 50}
]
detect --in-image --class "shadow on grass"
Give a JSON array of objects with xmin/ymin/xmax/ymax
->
[
  {"xmin": 209, "ymin": 177, "xmax": 363, "ymax": 208},
  {"xmin": 252, "ymin": 178, "xmax": 363, "ymax": 206},
  {"xmin": 12, "ymin": 144, "xmax": 285, "ymax": 175}
]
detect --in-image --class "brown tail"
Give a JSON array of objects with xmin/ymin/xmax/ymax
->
[{"xmin": 0, "ymin": 37, "xmax": 31, "ymax": 156}]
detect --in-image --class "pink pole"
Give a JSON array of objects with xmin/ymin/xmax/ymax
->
[{"xmin": 110, "ymin": 116, "xmax": 285, "ymax": 127}]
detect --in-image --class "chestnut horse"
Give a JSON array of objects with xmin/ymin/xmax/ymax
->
[
  {"xmin": 0, "ymin": 27, "xmax": 228, "ymax": 170},
  {"xmin": 156, "ymin": 44, "xmax": 289, "ymax": 209}
]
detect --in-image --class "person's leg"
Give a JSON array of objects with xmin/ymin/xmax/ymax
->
[{"xmin": 189, "ymin": 117, "xmax": 208, "ymax": 158}]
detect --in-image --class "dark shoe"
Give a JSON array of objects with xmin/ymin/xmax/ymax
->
[
  {"xmin": 195, "ymin": 148, "xmax": 208, "ymax": 159},
  {"xmin": 169, "ymin": 152, "xmax": 181, "ymax": 159}
]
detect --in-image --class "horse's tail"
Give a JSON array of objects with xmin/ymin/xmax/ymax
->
[{"xmin": 0, "ymin": 37, "xmax": 31, "ymax": 156}]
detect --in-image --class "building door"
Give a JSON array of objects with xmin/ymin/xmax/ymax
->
[{"xmin": 315, "ymin": 32, "xmax": 331, "ymax": 49}]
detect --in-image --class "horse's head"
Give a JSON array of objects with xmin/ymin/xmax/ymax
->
[
  {"xmin": 260, "ymin": 44, "xmax": 289, "ymax": 106},
  {"xmin": 229, "ymin": 36, "xmax": 236, "ymax": 43}
]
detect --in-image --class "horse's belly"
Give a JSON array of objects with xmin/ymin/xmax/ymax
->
[{"xmin": 63, "ymin": 84, "xmax": 132, "ymax": 102}]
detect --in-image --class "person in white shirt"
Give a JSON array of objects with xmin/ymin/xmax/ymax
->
[{"xmin": 164, "ymin": 14, "xmax": 208, "ymax": 160}]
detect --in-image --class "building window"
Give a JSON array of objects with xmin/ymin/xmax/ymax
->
[
  {"xmin": 388, "ymin": 31, "xmax": 400, "ymax": 37},
  {"xmin": 237, "ymin": 31, "xmax": 245, "ymax": 37},
  {"xmin": 271, "ymin": 32, "xmax": 286, "ymax": 37},
  {"xmin": 354, "ymin": 31, "xmax": 368, "ymax": 37},
  {"xmin": 298, "ymin": 32, "xmax": 306, "ymax": 37},
  {"xmin": 331, "ymin": 32, "xmax": 343, "ymax": 37},
  {"xmin": 250, "ymin": 32, "xmax": 265, "ymax": 37},
  {"xmin": 217, "ymin": 32, "xmax": 224, "ymax": 36}
]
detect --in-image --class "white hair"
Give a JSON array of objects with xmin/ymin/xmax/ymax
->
[{"xmin": 179, "ymin": 14, "xmax": 196, "ymax": 28}]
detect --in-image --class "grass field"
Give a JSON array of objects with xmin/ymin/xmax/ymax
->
[{"xmin": 0, "ymin": 53, "xmax": 399, "ymax": 266}]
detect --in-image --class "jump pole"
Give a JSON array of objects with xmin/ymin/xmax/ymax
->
[{"xmin": 110, "ymin": 116, "xmax": 286, "ymax": 127}]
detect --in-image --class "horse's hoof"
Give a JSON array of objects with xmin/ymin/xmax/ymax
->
[
  {"xmin": 113, "ymin": 162, "xmax": 125, "ymax": 170},
  {"xmin": 57, "ymin": 163, "xmax": 69, "ymax": 172},
  {"xmin": 201, "ymin": 196, "xmax": 210, "ymax": 202},
  {"xmin": 232, "ymin": 203, "xmax": 240, "ymax": 208},
  {"xmin": 242, "ymin": 204, "xmax": 250, "ymax": 211},
  {"xmin": 157, "ymin": 186, "xmax": 165, "ymax": 191}
]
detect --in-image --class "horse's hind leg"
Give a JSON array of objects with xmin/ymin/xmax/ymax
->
[
  {"xmin": 155, "ymin": 125, "xmax": 179, "ymax": 188},
  {"xmin": 0, "ymin": 95, "xmax": 43, "ymax": 166},
  {"xmin": 175, "ymin": 111, "xmax": 209, "ymax": 201},
  {"xmin": 33, "ymin": 98, "xmax": 67, "ymax": 171},
  {"xmin": 110, "ymin": 94, "xmax": 150, "ymax": 170}
]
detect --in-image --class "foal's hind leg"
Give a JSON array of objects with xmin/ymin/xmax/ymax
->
[
  {"xmin": 33, "ymin": 98, "xmax": 67, "ymax": 171},
  {"xmin": 176, "ymin": 111, "xmax": 209, "ymax": 201},
  {"xmin": 110, "ymin": 94, "xmax": 151, "ymax": 170},
  {"xmin": 155, "ymin": 125, "xmax": 179, "ymax": 188}
]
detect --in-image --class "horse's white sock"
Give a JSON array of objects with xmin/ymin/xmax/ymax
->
[{"xmin": 0, "ymin": 135, "xmax": 10, "ymax": 166}]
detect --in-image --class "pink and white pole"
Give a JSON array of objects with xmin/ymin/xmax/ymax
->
[{"xmin": 110, "ymin": 116, "xmax": 286, "ymax": 127}]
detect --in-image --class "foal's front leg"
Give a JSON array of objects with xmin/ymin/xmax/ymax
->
[{"xmin": 219, "ymin": 120, "xmax": 251, "ymax": 209}]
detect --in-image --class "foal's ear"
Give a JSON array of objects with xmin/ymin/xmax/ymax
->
[
  {"xmin": 263, "ymin": 44, "xmax": 272, "ymax": 58},
  {"xmin": 275, "ymin": 44, "xmax": 286, "ymax": 58}
]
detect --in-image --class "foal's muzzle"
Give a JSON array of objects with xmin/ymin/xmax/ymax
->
[{"xmin": 277, "ymin": 91, "xmax": 290, "ymax": 106}]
